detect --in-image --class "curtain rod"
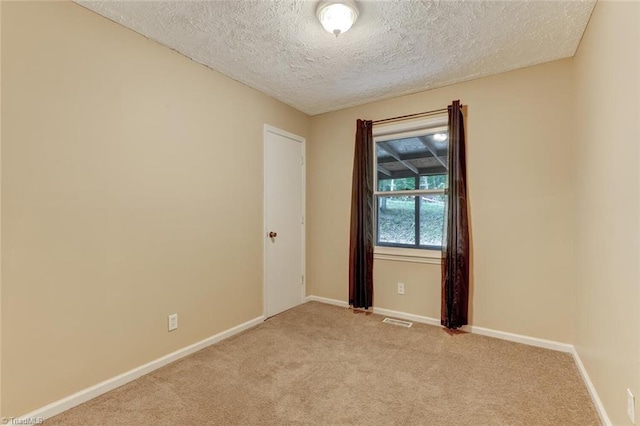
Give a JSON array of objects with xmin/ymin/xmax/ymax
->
[{"xmin": 372, "ymin": 107, "xmax": 449, "ymax": 125}]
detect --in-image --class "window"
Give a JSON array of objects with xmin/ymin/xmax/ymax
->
[{"xmin": 374, "ymin": 118, "xmax": 448, "ymax": 251}]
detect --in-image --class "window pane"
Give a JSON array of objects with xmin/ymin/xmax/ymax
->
[
  {"xmin": 377, "ymin": 131, "xmax": 448, "ymax": 190},
  {"xmin": 419, "ymin": 174, "xmax": 448, "ymax": 190},
  {"xmin": 377, "ymin": 196, "xmax": 416, "ymax": 245},
  {"xmin": 377, "ymin": 177, "xmax": 416, "ymax": 192},
  {"xmin": 419, "ymin": 195, "xmax": 446, "ymax": 247}
]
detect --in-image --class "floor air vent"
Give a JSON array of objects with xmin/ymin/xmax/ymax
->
[{"xmin": 382, "ymin": 317, "xmax": 413, "ymax": 328}]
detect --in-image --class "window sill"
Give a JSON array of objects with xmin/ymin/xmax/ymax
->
[{"xmin": 374, "ymin": 246, "xmax": 441, "ymax": 264}]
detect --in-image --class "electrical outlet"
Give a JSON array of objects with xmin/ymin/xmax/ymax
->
[
  {"xmin": 628, "ymin": 389, "xmax": 635, "ymax": 424},
  {"xmin": 168, "ymin": 313, "xmax": 178, "ymax": 332},
  {"xmin": 397, "ymin": 283, "xmax": 405, "ymax": 295}
]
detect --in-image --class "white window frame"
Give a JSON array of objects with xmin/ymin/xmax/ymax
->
[{"xmin": 372, "ymin": 115, "xmax": 448, "ymax": 264}]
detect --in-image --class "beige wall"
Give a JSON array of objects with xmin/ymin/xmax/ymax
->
[
  {"xmin": 573, "ymin": 1, "xmax": 639, "ymax": 424},
  {"xmin": 1, "ymin": 2, "xmax": 309, "ymax": 416},
  {"xmin": 308, "ymin": 59, "xmax": 576, "ymax": 343}
]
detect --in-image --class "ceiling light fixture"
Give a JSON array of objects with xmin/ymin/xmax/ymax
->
[
  {"xmin": 316, "ymin": 0, "xmax": 359, "ymax": 37},
  {"xmin": 433, "ymin": 133, "xmax": 448, "ymax": 142}
]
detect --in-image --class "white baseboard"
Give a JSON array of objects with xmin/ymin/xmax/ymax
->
[
  {"xmin": 306, "ymin": 295, "xmax": 349, "ymax": 308},
  {"xmin": 16, "ymin": 315, "xmax": 264, "ymax": 422},
  {"xmin": 461, "ymin": 325, "xmax": 573, "ymax": 353},
  {"xmin": 571, "ymin": 347, "xmax": 612, "ymax": 426}
]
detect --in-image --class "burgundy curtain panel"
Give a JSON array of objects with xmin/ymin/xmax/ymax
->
[
  {"xmin": 348, "ymin": 119, "xmax": 374, "ymax": 309},
  {"xmin": 441, "ymin": 100, "xmax": 470, "ymax": 329}
]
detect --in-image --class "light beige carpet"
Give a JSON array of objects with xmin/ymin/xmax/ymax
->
[{"xmin": 45, "ymin": 302, "xmax": 599, "ymax": 425}]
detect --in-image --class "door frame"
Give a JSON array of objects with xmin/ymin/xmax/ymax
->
[{"xmin": 263, "ymin": 124, "xmax": 306, "ymax": 318}]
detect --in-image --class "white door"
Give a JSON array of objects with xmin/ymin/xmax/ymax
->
[{"xmin": 264, "ymin": 125, "xmax": 305, "ymax": 318}]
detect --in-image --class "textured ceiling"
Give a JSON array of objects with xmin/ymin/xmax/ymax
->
[{"xmin": 77, "ymin": 0, "xmax": 596, "ymax": 115}]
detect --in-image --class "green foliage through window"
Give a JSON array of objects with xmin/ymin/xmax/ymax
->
[{"xmin": 375, "ymin": 127, "xmax": 449, "ymax": 249}]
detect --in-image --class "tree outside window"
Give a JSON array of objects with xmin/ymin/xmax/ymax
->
[{"xmin": 374, "ymin": 127, "xmax": 448, "ymax": 250}]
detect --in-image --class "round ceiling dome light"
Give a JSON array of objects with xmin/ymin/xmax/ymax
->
[{"xmin": 316, "ymin": 0, "xmax": 359, "ymax": 36}]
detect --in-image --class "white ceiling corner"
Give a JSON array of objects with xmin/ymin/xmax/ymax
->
[{"xmin": 75, "ymin": 0, "xmax": 596, "ymax": 116}]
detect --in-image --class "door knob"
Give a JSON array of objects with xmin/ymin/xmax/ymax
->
[{"xmin": 269, "ymin": 231, "xmax": 278, "ymax": 238}]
